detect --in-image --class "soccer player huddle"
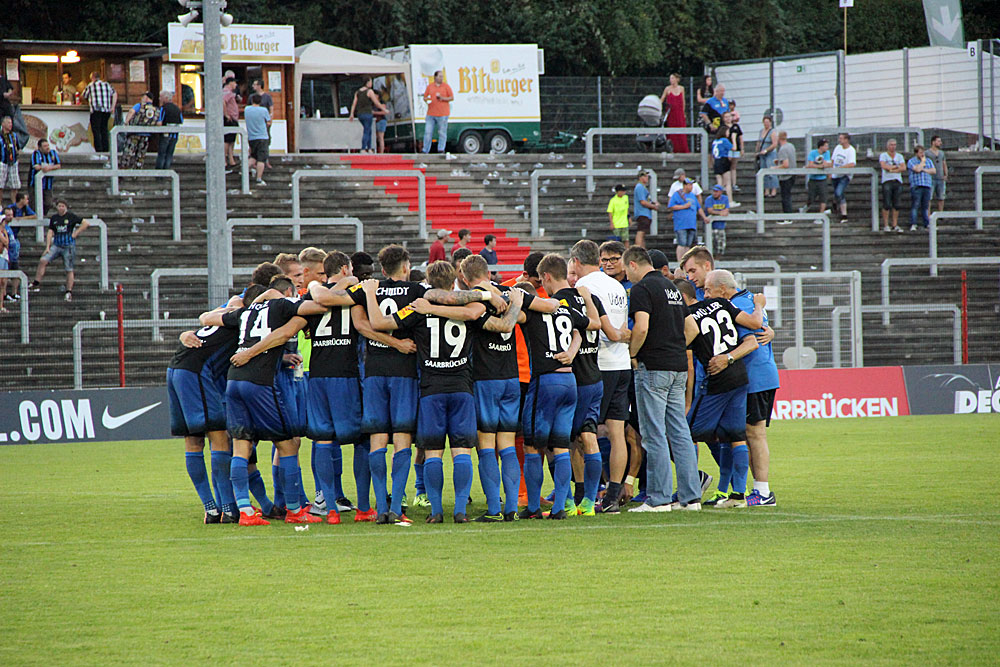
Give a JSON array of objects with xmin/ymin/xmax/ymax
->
[{"xmin": 167, "ymin": 239, "xmax": 777, "ymax": 527}]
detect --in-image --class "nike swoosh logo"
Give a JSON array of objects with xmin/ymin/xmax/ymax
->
[{"xmin": 102, "ymin": 402, "xmax": 162, "ymax": 430}]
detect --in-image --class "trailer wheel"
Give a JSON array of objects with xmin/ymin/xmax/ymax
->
[
  {"xmin": 486, "ymin": 130, "xmax": 512, "ymax": 154},
  {"xmin": 460, "ymin": 130, "xmax": 484, "ymax": 154}
]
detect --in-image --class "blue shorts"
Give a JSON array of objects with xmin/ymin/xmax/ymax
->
[
  {"xmin": 675, "ymin": 228, "xmax": 696, "ymax": 247},
  {"xmin": 167, "ymin": 367, "xmax": 227, "ymax": 436},
  {"xmin": 474, "ymin": 378, "xmax": 521, "ymax": 434},
  {"xmin": 688, "ymin": 384, "xmax": 749, "ymax": 443},
  {"xmin": 362, "ymin": 375, "xmax": 419, "ymax": 435},
  {"xmin": 522, "ymin": 372, "xmax": 577, "ymax": 451},
  {"xmin": 572, "ymin": 381, "xmax": 604, "ymax": 439},
  {"xmin": 306, "ymin": 376, "xmax": 363, "ymax": 444},
  {"xmin": 225, "ymin": 379, "xmax": 294, "ymax": 443},
  {"xmin": 416, "ymin": 391, "xmax": 477, "ymax": 450},
  {"xmin": 274, "ymin": 368, "xmax": 308, "ymax": 437},
  {"xmin": 375, "ymin": 118, "xmax": 387, "ymax": 133}
]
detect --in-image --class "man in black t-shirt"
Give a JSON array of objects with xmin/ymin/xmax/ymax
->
[
  {"xmin": 156, "ymin": 90, "xmax": 183, "ymax": 169},
  {"xmin": 624, "ymin": 246, "xmax": 702, "ymax": 512}
]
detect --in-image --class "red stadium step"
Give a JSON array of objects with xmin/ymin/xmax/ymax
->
[{"xmin": 340, "ymin": 155, "xmax": 531, "ymax": 268}]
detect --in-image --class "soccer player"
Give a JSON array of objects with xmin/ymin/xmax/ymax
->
[
  {"xmin": 676, "ymin": 271, "xmax": 763, "ymax": 508},
  {"xmin": 201, "ymin": 276, "xmax": 332, "ymax": 525},
  {"xmin": 168, "ymin": 285, "xmax": 266, "ymax": 523},
  {"xmin": 519, "ymin": 254, "xmax": 592, "ymax": 520}
]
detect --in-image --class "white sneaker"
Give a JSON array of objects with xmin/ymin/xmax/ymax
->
[
  {"xmin": 730, "ymin": 201, "xmax": 741, "ymax": 208},
  {"xmin": 681, "ymin": 502, "xmax": 702, "ymax": 511},
  {"xmin": 717, "ymin": 496, "xmax": 747, "ymax": 509},
  {"xmin": 777, "ymin": 220, "xmax": 793, "ymax": 225},
  {"xmin": 627, "ymin": 502, "xmax": 672, "ymax": 513},
  {"xmin": 909, "ymin": 224, "xmax": 917, "ymax": 231},
  {"xmin": 256, "ymin": 178, "xmax": 267, "ymax": 186}
]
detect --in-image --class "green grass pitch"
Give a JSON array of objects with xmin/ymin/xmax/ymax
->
[{"xmin": 1, "ymin": 415, "xmax": 998, "ymax": 664}]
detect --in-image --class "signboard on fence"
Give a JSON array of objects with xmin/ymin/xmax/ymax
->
[
  {"xmin": 167, "ymin": 23, "xmax": 295, "ymax": 63},
  {"xmin": 772, "ymin": 367, "xmax": 910, "ymax": 420},
  {"xmin": 902, "ymin": 364, "xmax": 1000, "ymax": 415},
  {"xmin": 0, "ymin": 387, "xmax": 170, "ymax": 445}
]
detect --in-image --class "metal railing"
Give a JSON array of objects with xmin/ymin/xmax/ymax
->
[
  {"xmin": 973, "ymin": 166, "xmax": 1000, "ymax": 229},
  {"xmin": 928, "ymin": 211, "xmax": 1000, "ymax": 276},
  {"xmin": 37, "ymin": 169, "xmax": 182, "ymax": 241},
  {"xmin": 831, "ymin": 304, "xmax": 960, "ymax": 368},
  {"xmin": 880, "ymin": 257, "xmax": 1000, "ymax": 325},
  {"xmin": 584, "ymin": 127, "xmax": 709, "ymax": 195},
  {"xmin": 13, "ymin": 217, "xmax": 109, "ymax": 291},
  {"xmin": 804, "ymin": 126, "xmax": 924, "ymax": 153},
  {"xmin": 73, "ymin": 318, "xmax": 201, "ymax": 389},
  {"xmin": 706, "ymin": 212, "xmax": 831, "ymax": 271},
  {"xmin": 755, "ymin": 167, "xmax": 878, "ymax": 231},
  {"xmin": 531, "ymin": 168, "xmax": 658, "ymax": 237},
  {"xmin": 0, "ymin": 270, "xmax": 30, "ymax": 343},
  {"xmin": 110, "ymin": 124, "xmax": 250, "ymax": 195},
  {"xmin": 227, "ymin": 216, "xmax": 364, "ymax": 248},
  {"xmin": 291, "ymin": 169, "xmax": 425, "ymax": 239},
  {"xmin": 149, "ymin": 266, "xmax": 256, "ymax": 340}
]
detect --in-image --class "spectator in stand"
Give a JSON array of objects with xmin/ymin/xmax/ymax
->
[
  {"xmin": 804, "ymin": 139, "xmax": 832, "ymax": 214},
  {"xmin": 479, "ymin": 234, "xmax": 498, "ymax": 265},
  {"xmin": 711, "ymin": 126, "xmax": 735, "ymax": 207},
  {"xmin": 695, "ymin": 74, "xmax": 714, "ymax": 106},
  {"xmin": 927, "ymin": 135, "xmax": 948, "ymax": 213},
  {"xmin": 668, "ymin": 167, "xmax": 703, "ymax": 201},
  {"xmin": 451, "ymin": 228, "xmax": 471, "ymax": 257},
  {"xmin": 699, "ymin": 84, "xmax": 729, "ymax": 136},
  {"xmin": 52, "ymin": 72, "xmax": 76, "ymax": 104},
  {"xmin": 244, "ymin": 94, "xmax": 271, "ymax": 186},
  {"xmin": 348, "ymin": 76, "xmax": 388, "ymax": 154},
  {"xmin": 756, "ymin": 115, "xmax": 779, "ymax": 198},
  {"xmin": 659, "ymin": 73, "xmax": 689, "ymax": 153},
  {"xmin": 607, "ymin": 184, "xmax": 630, "ymax": 246},
  {"xmin": 2, "ymin": 204, "xmax": 20, "ymax": 302},
  {"xmin": 1, "ymin": 116, "xmax": 22, "ymax": 205},
  {"xmin": 251, "ymin": 80, "xmax": 273, "ymax": 168},
  {"xmin": 830, "ymin": 133, "xmax": 857, "ymax": 223},
  {"xmin": 633, "ymin": 170, "xmax": 659, "ymax": 248},
  {"xmin": 878, "ymin": 139, "xmax": 906, "ymax": 232},
  {"xmin": 699, "ymin": 184, "xmax": 730, "ymax": 257},
  {"xmin": 774, "ymin": 131, "xmax": 797, "ymax": 216},
  {"xmin": 156, "ymin": 90, "xmax": 182, "ymax": 170},
  {"xmin": 222, "ymin": 77, "xmax": 241, "ymax": 168},
  {"xmin": 429, "ymin": 228, "xmax": 451, "ymax": 263},
  {"xmin": 12, "ymin": 191, "xmax": 35, "ymax": 218},
  {"xmin": 121, "ymin": 91, "xmax": 158, "ymax": 170},
  {"xmin": 30, "ymin": 199, "xmax": 89, "ymax": 302},
  {"xmin": 722, "ymin": 110, "xmax": 743, "ymax": 202},
  {"xmin": 907, "ymin": 145, "xmax": 935, "ymax": 231},
  {"xmin": 82, "ymin": 72, "xmax": 116, "ymax": 153},
  {"xmin": 668, "ymin": 177, "xmax": 699, "ymax": 262},
  {"xmin": 373, "ymin": 79, "xmax": 390, "ymax": 154},
  {"xmin": 29, "ymin": 138, "xmax": 60, "ymax": 212},
  {"xmin": 0, "ymin": 206, "xmax": 10, "ymax": 312},
  {"xmin": 422, "ymin": 70, "xmax": 454, "ymax": 154}
]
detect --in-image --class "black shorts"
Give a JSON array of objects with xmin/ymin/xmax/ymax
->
[
  {"xmin": 807, "ymin": 178, "xmax": 828, "ymax": 205},
  {"xmin": 518, "ymin": 381, "xmax": 530, "ymax": 432},
  {"xmin": 634, "ymin": 215, "xmax": 651, "ymax": 234},
  {"xmin": 7, "ymin": 258, "xmax": 18, "ymax": 271},
  {"xmin": 881, "ymin": 180, "xmax": 902, "ymax": 211},
  {"xmin": 747, "ymin": 388, "xmax": 777, "ymax": 426},
  {"xmin": 714, "ymin": 157, "xmax": 731, "ymax": 175},
  {"xmin": 248, "ymin": 446, "xmax": 258, "ymax": 466},
  {"xmin": 599, "ymin": 370, "xmax": 631, "ymax": 422},
  {"xmin": 249, "ymin": 138, "xmax": 269, "ymax": 163},
  {"xmin": 627, "ymin": 371, "xmax": 641, "ymax": 435},
  {"xmin": 224, "ymin": 117, "xmax": 239, "ymax": 144}
]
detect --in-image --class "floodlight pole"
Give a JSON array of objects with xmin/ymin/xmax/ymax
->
[{"xmin": 203, "ymin": 0, "xmax": 231, "ymax": 308}]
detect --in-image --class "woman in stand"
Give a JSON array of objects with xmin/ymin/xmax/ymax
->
[
  {"xmin": 756, "ymin": 114, "xmax": 779, "ymax": 198},
  {"xmin": 696, "ymin": 74, "xmax": 714, "ymax": 106},
  {"xmin": 659, "ymin": 73, "xmax": 689, "ymax": 153},
  {"xmin": 348, "ymin": 76, "xmax": 388, "ymax": 153}
]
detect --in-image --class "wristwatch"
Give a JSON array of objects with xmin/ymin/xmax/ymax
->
[{"xmin": 727, "ymin": 353, "xmax": 735, "ymax": 366}]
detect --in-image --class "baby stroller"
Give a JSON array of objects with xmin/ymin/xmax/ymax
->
[{"xmin": 636, "ymin": 94, "xmax": 673, "ymax": 152}]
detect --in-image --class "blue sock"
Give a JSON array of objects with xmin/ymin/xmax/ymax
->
[
  {"xmin": 597, "ymin": 436, "xmax": 612, "ymax": 479},
  {"xmin": 525, "ymin": 453, "xmax": 543, "ymax": 512},
  {"xmin": 453, "ymin": 453, "xmax": 474, "ymax": 516},
  {"xmin": 477, "ymin": 449, "xmax": 502, "ymax": 515},
  {"xmin": 390, "ymin": 448, "xmax": 412, "ymax": 515},
  {"xmin": 499, "ymin": 446, "xmax": 520, "ymax": 515},
  {"xmin": 717, "ymin": 443, "xmax": 733, "ymax": 494},
  {"xmin": 583, "ymin": 452, "xmax": 602, "ymax": 503},
  {"xmin": 310, "ymin": 444, "xmax": 322, "ymax": 498},
  {"xmin": 353, "ymin": 443, "xmax": 372, "ymax": 512},
  {"xmin": 425, "ymin": 457, "xmax": 444, "ymax": 516},
  {"xmin": 280, "ymin": 456, "xmax": 302, "ymax": 512},
  {"xmin": 369, "ymin": 447, "xmax": 389, "ymax": 515},
  {"xmin": 414, "ymin": 462, "xmax": 426, "ymax": 495},
  {"xmin": 247, "ymin": 469, "xmax": 274, "ymax": 514},
  {"xmin": 707, "ymin": 441, "xmax": 722, "ymax": 467},
  {"xmin": 313, "ymin": 443, "xmax": 340, "ymax": 515},
  {"xmin": 185, "ymin": 452, "xmax": 217, "ymax": 512},
  {"xmin": 210, "ymin": 450, "xmax": 236, "ymax": 513},
  {"xmin": 229, "ymin": 456, "xmax": 252, "ymax": 510},
  {"xmin": 297, "ymin": 465, "xmax": 309, "ymax": 507},
  {"xmin": 731, "ymin": 445, "xmax": 750, "ymax": 495},
  {"xmin": 551, "ymin": 452, "xmax": 572, "ymax": 512},
  {"xmin": 271, "ymin": 446, "xmax": 284, "ymax": 508},
  {"xmin": 332, "ymin": 447, "xmax": 344, "ymax": 500}
]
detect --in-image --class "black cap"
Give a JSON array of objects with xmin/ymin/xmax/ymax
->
[
  {"xmin": 614, "ymin": 184, "xmax": 626, "ymax": 192},
  {"xmin": 648, "ymin": 249, "xmax": 669, "ymax": 270}
]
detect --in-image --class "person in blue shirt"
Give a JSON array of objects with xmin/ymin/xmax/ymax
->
[
  {"xmin": 699, "ymin": 84, "xmax": 729, "ymax": 134},
  {"xmin": 30, "ymin": 199, "xmax": 89, "ymax": 301},
  {"xmin": 29, "ymin": 138, "xmax": 60, "ymax": 212},
  {"xmin": 804, "ymin": 139, "xmax": 832, "ymax": 213},
  {"xmin": 244, "ymin": 94, "xmax": 272, "ymax": 186},
  {"xmin": 906, "ymin": 145, "xmax": 936, "ymax": 230},
  {"xmin": 479, "ymin": 233, "xmax": 498, "ymax": 265},
  {"xmin": 668, "ymin": 178, "xmax": 699, "ymax": 263},
  {"xmin": 711, "ymin": 126, "xmax": 735, "ymax": 205},
  {"xmin": 699, "ymin": 184, "xmax": 730, "ymax": 256},
  {"xmin": 633, "ymin": 170, "xmax": 659, "ymax": 249}
]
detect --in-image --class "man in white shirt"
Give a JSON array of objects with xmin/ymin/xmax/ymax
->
[
  {"xmin": 878, "ymin": 139, "xmax": 906, "ymax": 232},
  {"xmin": 570, "ymin": 239, "xmax": 633, "ymax": 513},
  {"xmin": 668, "ymin": 167, "xmax": 703, "ymax": 202},
  {"xmin": 830, "ymin": 133, "xmax": 857, "ymax": 223}
]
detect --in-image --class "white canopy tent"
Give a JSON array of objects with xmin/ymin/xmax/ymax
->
[{"xmin": 294, "ymin": 41, "xmax": 414, "ymax": 151}]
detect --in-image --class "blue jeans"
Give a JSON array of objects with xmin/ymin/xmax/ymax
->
[
  {"xmin": 633, "ymin": 364, "xmax": 700, "ymax": 506},
  {"xmin": 358, "ymin": 113, "xmax": 374, "ymax": 150},
  {"xmin": 910, "ymin": 185, "xmax": 931, "ymax": 228},
  {"xmin": 831, "ymin": 176, "xmax": 850, "ymax": 204},
  {"xmin": 155, "ymin": 135, "xmax": 178, "ymax": 169},
  {"xmin": 423, "ymin": 115, "xmax": 448, "ymax": 153}
]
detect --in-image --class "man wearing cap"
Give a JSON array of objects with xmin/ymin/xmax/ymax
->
[
  {"xmin": 699, "ymin": 184, "xmax": 730, "ymax": 256},
  {"xmin": 429, "ymin": 229, "xmax": 451, "ymax": 264},
  {"xmin": 667, "ymin": 167, "xmax": 703, "ymax": 200},
  {"xmin": 607, "ymin": 184, "xmax": 630, "ymax": 246},
  {"xmin": 668, "ymin": 178, "xmax": 699, "ymax": 262},
  {"xmin": 633, "ymin": 171, "xmax": 659, "ymax": 249},
  {"xmin": 648, "ymin": 249, "xmax": 673, "ymax": 278}
]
